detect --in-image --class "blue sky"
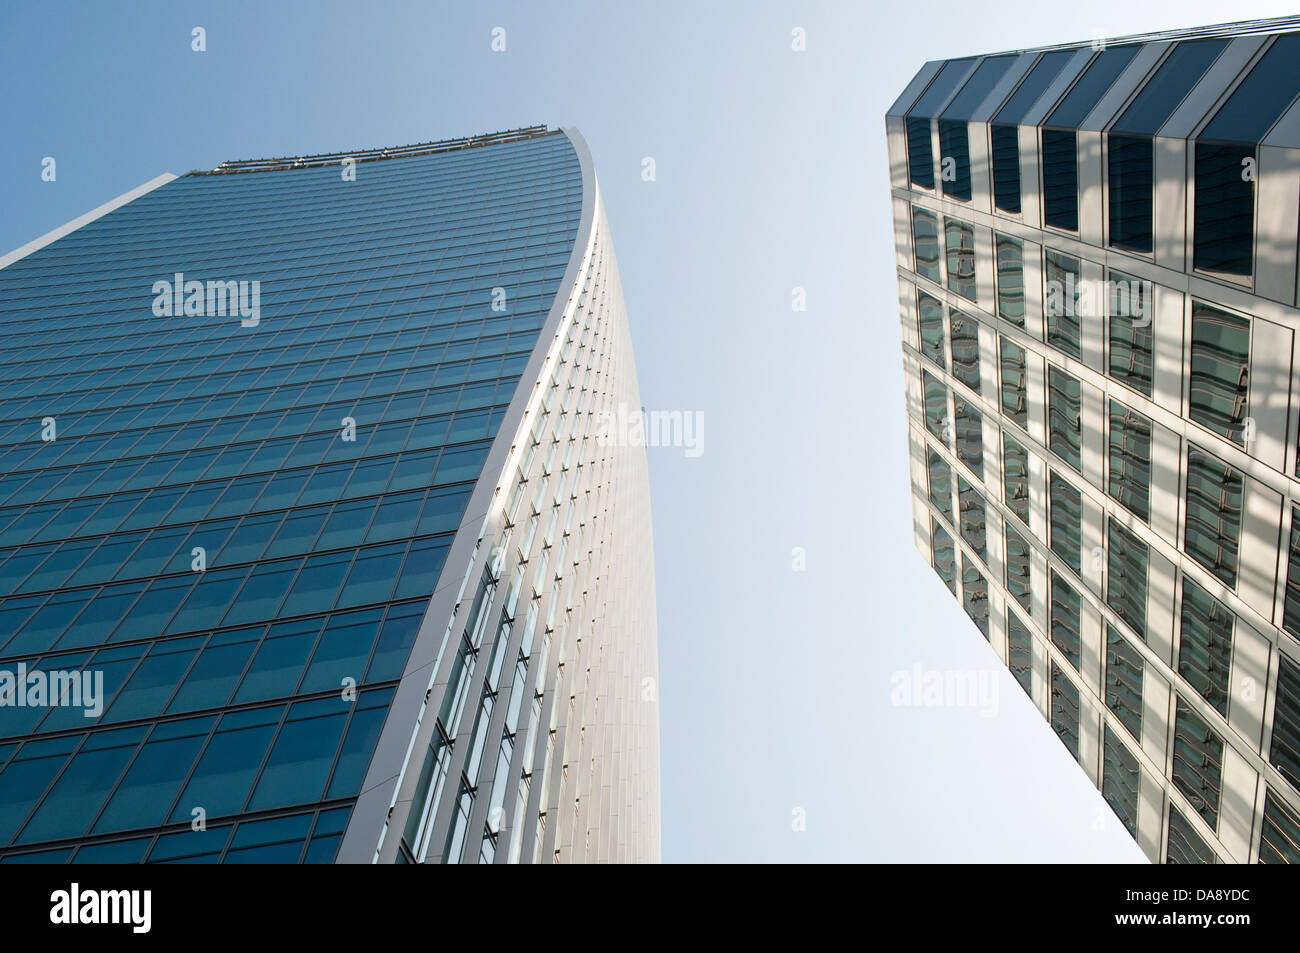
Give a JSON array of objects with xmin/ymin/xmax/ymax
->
[{"xmin": 4, "ymin": 0, "xmax": 1293, "ymax": 863}]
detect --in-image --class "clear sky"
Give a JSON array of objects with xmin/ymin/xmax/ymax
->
[{"xmin": 2, "ymin": 0, "xmax": 1293, "ymax": 863}]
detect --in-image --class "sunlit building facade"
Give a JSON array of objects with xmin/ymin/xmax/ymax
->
[{"xmin": 889, "ymin": 18, "xmax": 1300, "ymax": 863}]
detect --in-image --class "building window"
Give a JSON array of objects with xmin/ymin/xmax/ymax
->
[
  {"xmin": 1107, "ymin": 518, "xmax": 1148, "ymax": 641},
  {"xmin": 1002, "ymin": 433, "xmax": 1030, "ymax": 528},
  {"xmin": 926, "ymin": 447, "xmax": 953, "ymax": 521},
  {"xmin": 1102, "ymin": 725, "xmax": 1140, "ymax": 837},
  {"xmin": 912, "ymin": 207, "xmax": 941, "ymax": 282},
  {"xmin": 991, "ymin": 125, "xmax": 1021, "ymax": 213},
  {"xmin": 1048, "ymin": 469, "xmax": 1081, "ymax": 574},
  {"xmin": 1284, "ymin": 509, "xmax": 1300, "ymax": 640},
  {"xmin": 1184, "ymin": 444, "xmax": 1241, "ymax": 589},
  {"xmin": 1108, "ymin": 39, "xmax": 1227, "ymax": 254},
  {"xmin": 1189, "ymin": 302, "xmax": 1249, "ymax": 446},
  {"xmin": 1107, "ymin": 269, "xmax": 1152, "ymax": 397},
  {"xmin": 949, "ymin": 309, "xmax": 980, "ymax": 393},
  {"xmin": 944, "ymin": 218, "xmax": 977, "ymax": 301},
  {"xmin": 1105, "ymin": 624, "xmax": 1143, "ymax": 741},
  {"xmin": 953, "ymin": 395, "xmax": 982, "ymax": 476},
  {"xmin": 1047, "ymin": 366, "xmax": 1082, "ymax": 473},
  {"xmin": 1107, "ymin": 400, "xmax": 1151, "ymax": 522},
  {"xmin": 1269, "ymin": 652, "xmax": 1300, "ymax": 791},
  {"xmin": 991, "ymin": 49, "xmax": 1075, "ymax": 214},
  {"xmin": 906, "ymin": 117, "xmax": 935, "ymax": 190},
  {"xmin": 1166, "ymin": 805, "xmax": 1216, "ymax": 864},
  {"xmin": 995, "ymin": 235, "xmax": 1025, "ymax": 326},
  {"xmin": 1042, "ymin": 129, "xmax": 1079, "ymax": 231},
  {"xmin": 922, "ymin": 370, "xmax": 948, "ymax": 443},
  {"xmin": 1050, "ymin": 662, "xmax": 1081, "ymax": 760},
  {"xmin": 1192, "ymin": 142, "xmax": 1253, "ymax": 279},
  {"xmin": 957, "ymin": 474, "xmax": 986, "ymax": 560},
  {"xmin": 1050, "ymin": 571, "xmax": 1081, "ymax": 671},
  {"xmin": 938, "ymin": 120, "xmax": 971, "ymax": 201},
  {"xmin": 916, "ymin": 290, "xmax": 946, "ymax": 368},
  {"xmin": 999, "ymin": 335, "xmax": 1027, "ymax": 430},
  {"xmin": 931, "ymin": 517, "xmax": 956, "ymax": 595},
  {"xmin": 1258, "ymin": 788, "xmax": 1300, "ymax": 864},
  {"xmin": 1171, "ymin": 697, "xmax": 1223, "ymax": 831},
  {"xmin": 1044, "ymin": 251, "xmax": 1082, "ymax": 360},
  {"xmin": 1178, "ymin": 576, "xmax": 1234, "ymax": 718},
  {"xmin": 1007, "ymin": 609, "xmax": 1034, "ymax": 697},
  {"xmin": 1005, "ymin": 523, "xmax": 1033, "ymax": 613},
  {"xmin": 1108, "ymin": 135, "xmax": 1154, "ymax": 253},
  {"xmin": 962, "ymin": 555, "xmax": 989, "ymax": 639}
]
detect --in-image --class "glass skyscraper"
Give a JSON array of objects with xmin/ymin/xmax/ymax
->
[
  {"xmin": 0, "ymin": 126, "xmax": 660, "ymax": 863},
  {"xmin": 889, "ymin": 18, "xmax": 1300, "ymax": 863}
]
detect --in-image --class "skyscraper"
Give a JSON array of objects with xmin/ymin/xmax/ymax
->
[
  {"xmin": 0, "ymin": 126, "xmax": 660, "ymax": 864},
  {"xmin": 889, "ymin": 18, "xmax": 1300, "ymax": 863}
]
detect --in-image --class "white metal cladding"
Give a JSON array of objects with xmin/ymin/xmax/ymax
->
[{"xmin": 337, "ymin": 129, "xmax": 660, "ymax": 864}]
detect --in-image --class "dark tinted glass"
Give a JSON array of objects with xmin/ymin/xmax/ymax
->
[
  {"xmin": 1005, "ymin": 523, "xmax": 1033, "ymax": 613},
  {"xmin": 942, "ymin": 55, "xmax": 1018, "ymax": 121},
  {"xmin": 1184, "ymin": 444, "xmax": 1241, "ymax": 588},
  {"xmin": 927, "ymin": 448, "xmax": 953, "ymax": 520},
  {"xmin": 995, "ymin": 235, "xmax": 1025, "ymax": 325},
  {"xmin": 1108, "ymin": 135, "xmax": 1153, "ymax": 252},
  {"xmin": 999, "ymin": 335, "xmax": 1028, "ymax": 430},
  {"xmin": 1042, "ymin": 130, "xmax": 1079, "ymax": 231},
  {"xmin": 994, "ymin": 49, "xmax": 1075, "ymax": 124},
  {"xmin": 944, "ymin": 218, "xmax": 977, "ymax": 301},
  {"xmin": 1049, "ymin": 470, "xmax": 1082, "ymax": 574},
  {"xmin": 1002, "ymin": 434, "xmax": 1030, "ymax": 528},
  {"xmin": 990, "ymin": 125, "xmax": 1022, "ymax": 213},
  {"xmin": 907, "ymin": 117, "xmax": 935, "ymax": 190},
  {"xmin": 938, "ymin": 120, "xmax": 971, "ymax": 200},
  {"xmin": 953, "ymin": 395, "xmax": 983, "ymax": 475},
  {"xmin": 1105, "ymin": 624, "xmax": 1143, "ymax": 739},
  {"xmin": 957, "ymin": 474, "xmax": 986, "ymax": 560},
  {"xmin": 1107, "ymin": 270, "xmax": 1153, "ymax": 396},
  {"xmin": 1047, "ymin": 366, "xmax": 1082, "ymax": 472},
  {"xmin": 1171, "ymin": 698, "xmax": 1223, "ymax": 830},
  {"xmin": 1007, "ymin": 610, "xmax": 1034, "ymax": 696},
  {"xmin": 908, "ymin": 59, "xmax": 978, "ymax": 119},
  {"xmin": 1107, "ymin": 518, "xmax": 1148, "ymax": 640},
  {"xmin": 1200, "ymin": 32, "xmax": 1300, "ymax": 143},
  {"xmin": 1112, "ymin": 39, "xmax": 1227, "ymax": 135},
  {"xmin": 1108, "ymin": 399, "xmax": 1151, "ymax": 522},
  {"xmin": 1050, "ymin": 662, "xmax": 1081, "ymax": 759},
  {"xmin": 961, "ymin": 556, "xmax": 989, "ymax": 638},
  {"xmin": 922, "ymin": 370, "xmax": 948, "ymax": 441},
  {"xmin": 949, "ymin": 309, "xmax": 980, "ymax": 392},
  {"xmin": 1050, "ymin": 571, "xmax": 1081, "ymax": 670},
  {"xmin": 1102, "ymin": 725, "xmax": 1140, "ymax": 836},
  {"xmin": 1167, "ymin": 805, "xmax": 1216, "ymax": 864},
  {"xmin": 1179, "ymin": 576, "xmax": 1234, "ymax": 717},
  {"xmin": 1258, "ymin": 789, "xmax": 1300, "ymax": 864},
  {"xmin": 1269, "ymin": 653, "xmax": 1300, "ymax": 790},
  {"xmin": 1284, "ymin": 509, "xmax": 1300, "ymax": 639},
  {"xmin": 913, "ymin": 208, "xmax": 941, "ymax": 281},
  {"xmin": 1046, "ymin": 46, "xmax": 1141, "ymax": 128},
  {"xmin": 917, "ymin": 290, "xmax": 945, "ymax": 367},
  {"xmin": 931, "ymin": 518, "xmax": 956, "ymax": 595},
  {"xmin": 1193, "ymin": 143, "xmax": 1255, "ymax": 277},
  {"xmin": 1189, "ymin": 302, "xmax": 1249, "ymax": 444}
]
